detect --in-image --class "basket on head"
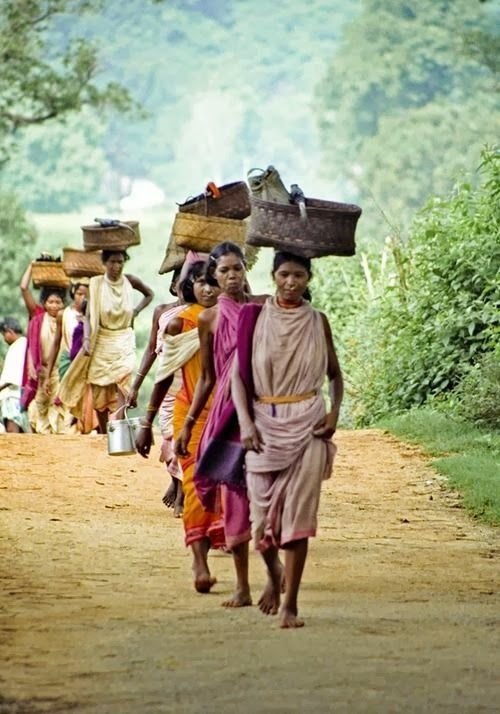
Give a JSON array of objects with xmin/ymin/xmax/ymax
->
[
  {"xmin": 31, "ymin": 259, "xmax": 70, "ymax": 289},
  {"xmin": 246, "ymin": 196, "xmax": 361, "ymax": 258},
  {"xmin": 172, "ymin": 212, "xmax": 247, "ymax": 254},
  {"xmin": 158, "ymin": 231, "xmax": 187, "ymax": 274},
  {"xmin": 63, "ymin": 247, "xmax": 105, "ymax": 278},
  {"xmin": 178, "ymin": 181, "xmax": 251, "ymax": 220},
  {"xmin": 81, "ymin": 221, "xmax": 141, "ymax": 251}
]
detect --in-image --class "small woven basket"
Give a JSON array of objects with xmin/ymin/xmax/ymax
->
[
  {"xmin": 173, "ymin": 212, "xmax": 247, "ymax": 253},
  {"xmin": 81, "ymin": 221, "xmax": 141, "ymax": 251},
  {"xmin": 63, "ymin": 247, "xmax": 104, "ymax": 278},
  {"xmin": 158, "ymin": 232, "xmax": 187, "ymax": 274},
  {"xmin": 178, "ymin": 181, "xmax": 251, "ymax": 220},
  {"xmin": 247, "ymin": 196, "xmax": 361, "ymax": 258},
  {"xmin": 32, "ymin": 260, "xmax": 70, "ymax": 289}
]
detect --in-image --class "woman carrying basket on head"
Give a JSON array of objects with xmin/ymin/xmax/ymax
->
[
  {"xmin": 19, "ymin": 262, "xmax": 71, "ymax": 434},
  {"xmin": 231, "ymin": 251, "xmax": 343, "ymax": 628},
  {"xmin": 58, "ymin": 249, "xmax": 153, "ymax": 432},
  {"xmin": 175, "ymin": 241, "xmax": 267, "ymax": 608}
]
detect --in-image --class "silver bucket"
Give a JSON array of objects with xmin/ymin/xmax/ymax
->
[{"xmin": 107, "ymin": 410, "xmax": 142, "ymax": 456}]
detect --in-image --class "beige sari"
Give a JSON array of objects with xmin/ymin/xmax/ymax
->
[
  {"xmin": 58, "ymin": 274, "xmax": 135, "ymax": 417},
  {"xmin": 245, "ymin": 298, "xmax": 336, "ymax": 550},
  {"xmin": 87, "ymin": 274, "xmax": 135, "ymax": 411}
]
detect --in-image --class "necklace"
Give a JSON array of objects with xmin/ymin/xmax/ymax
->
[{"xmin": 276, "ymin": 296, "xmax": 303, "ymax": 309}]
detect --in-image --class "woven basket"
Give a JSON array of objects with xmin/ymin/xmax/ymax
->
[
  {"xmin": 158, "ymin": 232, "xmax": 187, "ymax": 274},
  {"xmin": 32, "ymin": 260, "xmax": 70, "ymax": 289},
  {"xmin": 81, "ymin": 221, "xmax": 141, "ymax": 251},
  {"xmin": 173, "ymin": 212, "xmax": 246, "ymax": 254},
  {"xmin": 63, "ymin": 247, "xmax": 104, "ymax": 278},
  {"xmin": 178, "ymin": 181, "xmax": 251, "ymax": 220},
  {"xmin": 247, "ymin": 196, "xmax": 361, "ymax": 258}
]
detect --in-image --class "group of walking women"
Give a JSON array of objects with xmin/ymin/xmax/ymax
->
[
  {"xmin": 19, "ymin": 252, "xmax": 153, "ymax": 435},
  {"xmin": 134, "ymin": 241, "xmax": 343, "ymax": 629}
]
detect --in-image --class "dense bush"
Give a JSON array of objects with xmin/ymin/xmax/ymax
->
[
  {"xmin": 451, "ymin": 350, "xmax": 500, "ymax": 428},
  {"xmin": 315, "ymin": 147, "xmax": 500, "ymax": 425}
]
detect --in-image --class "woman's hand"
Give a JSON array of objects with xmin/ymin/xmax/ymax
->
[
  {"xmin": 82, "ymin": 337, "xmax": 91, "ymax": 356},
  {"xmin": 241, "ymin": 422, "xmax": 265, "ymax": 453},
  {"xmin": 126, "ymin": 387, "xmax": 138, "ymax": 409},
  {"xmin": 312, "ymin": 409, "xmax": 339, "ymax": 439},
  {"xmin": 135, "ymin": 423, "xmax": 153, "ymax": 458},
  {"xmin": 174, "ymin": 424, "xmax": 193, "ymax": 457}
]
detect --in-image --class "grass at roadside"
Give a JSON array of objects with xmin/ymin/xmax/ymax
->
[{"xmin": 378, "ymin": 408, "xmax": 500, "ymax": 526}]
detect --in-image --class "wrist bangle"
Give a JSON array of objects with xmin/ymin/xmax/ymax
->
[
  {"xmin": 146, "ymin": 405, "xmax": 156, "ymax": 413},
  {"xmin": 136, "ymin": 371, "xmax": 145, "ymax": 378},
  {"xmin": 186, "ymin": 415, "xmax": 195, "ymax": 424}
]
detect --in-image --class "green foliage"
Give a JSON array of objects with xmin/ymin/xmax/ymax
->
[
  {"xmin": 1, "ymin": 110, "xmax": 107, "ymax": 211},
  {"xmin": 0, "ymin": 191, "xmax": 36, "ymax": 324},
  {"xmin": 317, "ymin": 0, "xmax": 500, "ymax": 236},
  {"xmin": 2, "ymin": 0, "xmax": 360, "ymax": 209},
  {"xmin": 451, "ymin": 351, "xmax": 500, "ymax": 428},
  {"xmin": 0, "ymin": 0, "xmax": 138, "ymax": 164},
  {"xmin": 379, "ymin": 408, "xmax": 500, "ymax": 526},
  {"xmin": 315, "ymin": 147, "xmax": 500, "ymax": 425}
]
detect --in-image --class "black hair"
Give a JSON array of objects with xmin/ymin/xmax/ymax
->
[
  {"xmin": 205, "ymin": 241, "xmax": 246, "ymax": 287},
  {"xmin": 69, "ymin": 281, "xmax": 88, "ymax": 299},
  {"xmin": 178, "ymin": 260, "xmax": 208, "ymax": 303},
  {"xmin": 0, "ymin": 316, "xmax": 23, "ymax": 334},
  {"xmin": 169, "ymin": 266, "xmax": 182, "ymax": 297},
  {"xmin": 272, "ymin": 251, "xmax": 312, "ymax": 278},
  {"xmin": 101, "ymin": 249, "xmax": 130, "ymax": 263},
  {"xmin": 39, "ymin": 286, "xmax": 67, "ymax": 305}
]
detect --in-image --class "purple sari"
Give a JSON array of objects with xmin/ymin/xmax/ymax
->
[{"xmin": 194, "ymin": 294, "xmax": 252, "ymax": 549}]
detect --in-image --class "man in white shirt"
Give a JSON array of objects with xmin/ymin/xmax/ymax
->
[{"xmin": 0, "ymin": 318, "xmax": 28, "ymax": 433}]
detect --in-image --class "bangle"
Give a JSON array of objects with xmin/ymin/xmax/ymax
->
[
  {"xmin": 136, "ymin": 371, "xmax": 146, "ymax": 378},
  {"xmin": 185, "ymin": 415, "xmax": 195, "ymax": 424},
  {"xmin": 146, "ymin": 405, "xmax": 156, "ymax": 413}
]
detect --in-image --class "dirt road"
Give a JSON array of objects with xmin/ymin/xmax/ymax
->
[{"xmin": 0, "ymin": 430, "xmax": 498, "ymax": 713}]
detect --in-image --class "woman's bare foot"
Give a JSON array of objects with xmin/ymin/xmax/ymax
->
[
  {"xmin": 221, "ymin": 588, "xmax": 252, "ymax": 608},
  {"xmin": 194, "ymin": 574, "xmax": 217, "ymax": 594},
  {"xmin": 258, "ymin": 577, "xmax": 280, "ymax": 615},
  {"xmin": 279, "ymin": 605, "xmax": 305, "ymax": 629},
  {"xmin": 162, "ymin": 479, "xmax": 177, "ymax": 509},
  {"xmin": 173, "ymin": 480, "xmax": 184, "ymax": 517}
]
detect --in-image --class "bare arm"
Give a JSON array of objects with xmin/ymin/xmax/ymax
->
[
  {"xmin": 134, "ymin": 316, "xmax": 182, "ymax": 458},
  {"xmin": 126, "ymin": 302, "xmax": 176, "ymax": 408},
  {"xmin": 231, "ymin": 355, "xmax": 264, "ymax": 452},
  {"xmin": 174, "ymin": 308, "xmax": 216, "ymax": 456},
  {"xmin": 126, "ymin": 273, "xmax": 154, "ymax": 318},
  {"xmin": 312, "ymin": 313, "xmax": 344, "ymax": 438},
  {"xmin": 19, "ymin": 263, "xmax": 38, "ymax": 318}
]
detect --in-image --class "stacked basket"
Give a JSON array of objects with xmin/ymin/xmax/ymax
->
[
  {"xmin": 159, "ymin": 181, "xmax": 258, "ymax": 274},
  {"xmin": 61, "ymin": 219, "xmax": 141, "ymax": 280},
  {"xmin": 31, "ymin": 254, "xmax": 70, "ymax": 289}
]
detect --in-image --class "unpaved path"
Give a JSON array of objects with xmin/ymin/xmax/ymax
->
[{"xmin": 0, "ymin": 430, "xmax": 498, "ymax": 714}]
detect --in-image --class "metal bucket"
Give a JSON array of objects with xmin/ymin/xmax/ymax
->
[{"xmin": 107, "ymin": 413, "xmax": 142, "ymax": 456}]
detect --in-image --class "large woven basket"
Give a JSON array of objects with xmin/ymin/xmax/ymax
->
[
  {"xmin": 247, "ymin": 196, "xmax": 361, "ymax": 258},
  {"xmin": 32, "ymin": 260, "xmax": 70, "ymax": 289},
  {"xmin": 81, "ymin": 221, "xmax": 141, "ymax": 251},
  {"xmin": 178, "ymin": 181, "xmax": 251, "ymax": 220},
  {"xmin": 173, "ymin": 212, "xmax": 246, "ymax": 254},
  {"xmin": 158, "ymin": 232, "xmax": 187, "ymax": 274},
  {"xmin": 63, "ymin": 247, "xmax": 104, "ymax": 278}
]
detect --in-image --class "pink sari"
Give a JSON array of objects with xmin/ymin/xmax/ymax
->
[{"xmin": 195, "ymin": 294, "xmax": 251, "ymax": 549}]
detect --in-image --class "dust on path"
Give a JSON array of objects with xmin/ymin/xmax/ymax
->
[{"xmin": 0, "ymin": 430, "xmax": 498, "ymax": 714}]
